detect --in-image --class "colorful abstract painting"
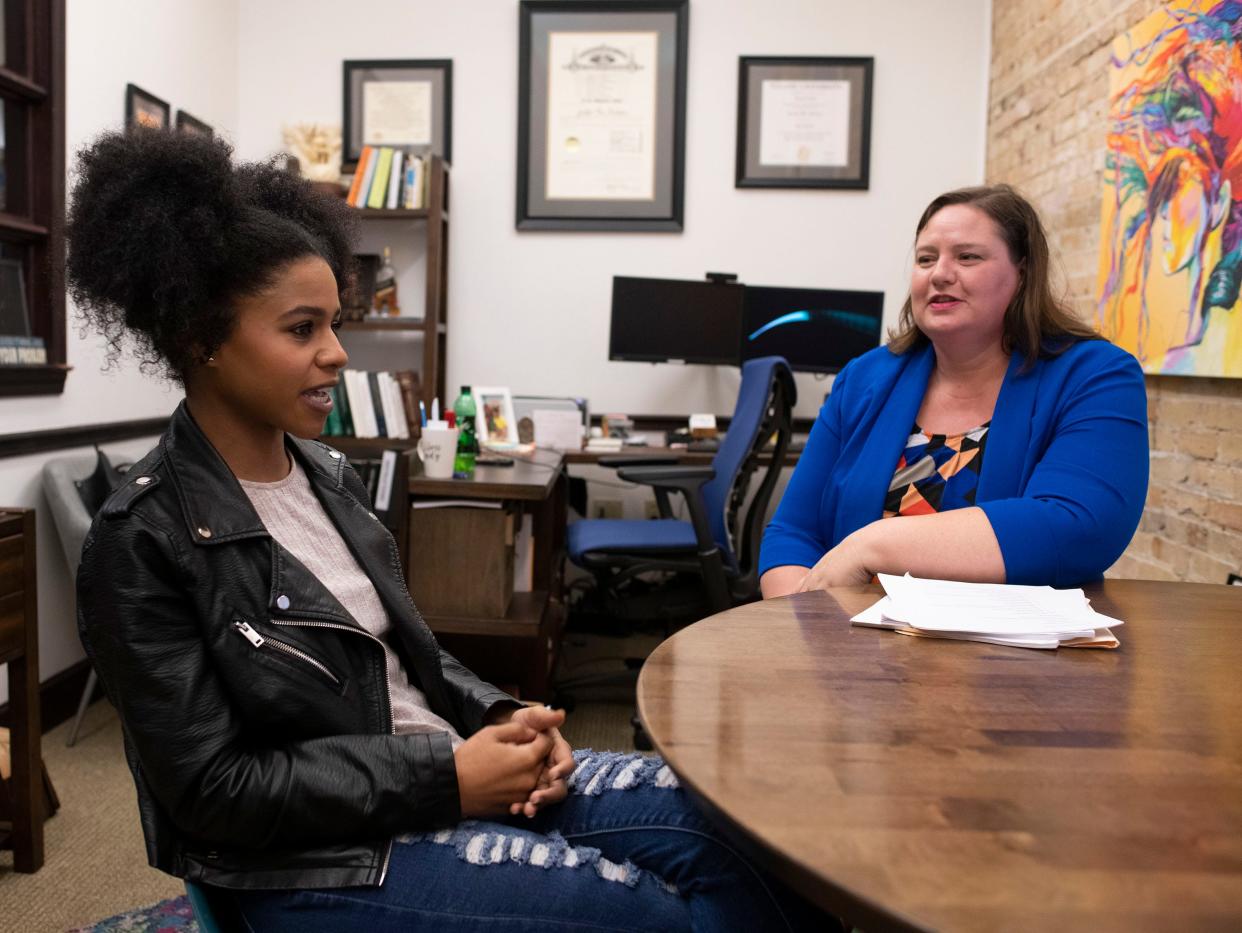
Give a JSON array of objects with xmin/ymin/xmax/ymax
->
[{"xmin": 1097, "ymin": 0, "xmax": 1242, "ymax": 377}]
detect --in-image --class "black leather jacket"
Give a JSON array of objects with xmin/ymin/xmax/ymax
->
[{"xmin": 77, "ymin": 402, "xmax": 517, "ymax": 890}]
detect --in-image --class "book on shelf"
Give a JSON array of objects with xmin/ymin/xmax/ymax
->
[
  {"xmin": 367, "ymin": 148, "xmax": 394, "ymax": 210},
  {"xmin": 0, "ymin": 335, "xmax": 47, "ymax": 365},
  {"xmin": 366, "ymin": 371, "xmax": 388, "ymax": 437},
  {"xmin": 394, "ymin": 370, "xmax": 422, "ymax": 438},
  {"xmin": 346, "ymin": 146, "xmax": 373, "ymax": 206},
  {"xmin": 352, "ymin": 147, "xmax": 378, "ymax": 208},
  {"xmin": 344, "ymin": 151, "xmax": 429, "ymax": 212},
  {"xmin": 329, "ymin": 369, "xmax": 418, "ymax": 441},
  {"xmin": 386, "ymin": 151, "xmax": 404, "ymax": 210},
  {"xmin": 403, "ymin": 156, "xmax": 426, "ymax": 210}
]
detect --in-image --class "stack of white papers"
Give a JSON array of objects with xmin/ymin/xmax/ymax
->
[{"xmin": 850, "ymin": 573, "xmax": 1123, "ymax": 650}]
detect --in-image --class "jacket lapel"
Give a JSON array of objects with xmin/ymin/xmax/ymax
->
[
  {"xmin": 293, "ymin": 447, "xmax": 447, "ymax": 699},
  {"xmin": 837, "ymin": 345, "xmax": 935, "ymax": 541},
  {"xmin": 977, "ymin": 352, "xmax": 1039, "ymax": 502}
]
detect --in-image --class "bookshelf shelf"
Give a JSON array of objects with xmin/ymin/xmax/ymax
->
[
  {"xmin": 0, "ymin": 364, "xmax": 71, "ymax": 396},
  {"xmin": 340, "ymin": 317, "xmax": 427, "ymax": 332},
  {"xmin": 352, "ymin": 207, "xmax": 430, "ymax": 220},
  {"xmin": 319, "ymin": 435, "xmax": 415, "ymax": 456}
]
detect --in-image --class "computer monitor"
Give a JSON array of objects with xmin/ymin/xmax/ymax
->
[
  {"xmin": 609, "ymin": 276, "xmax": 745, "ymax": 365},
  {"xmin": 741, "ymin": 285, "xmax": 884, "ymax": 373}
]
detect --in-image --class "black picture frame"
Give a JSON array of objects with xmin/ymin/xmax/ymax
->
[
  {"xmin": 175, "ymin": 110, "xmax": 213, "ymax": 137},
  {"xmin": 735, "ymin": 56, "xmax": 874, "ymax": 190},
  {"xmin": 125, "ymin": 83, "xmax": 171, "ymax": 132},
  {"xmin": 343, "ymin": 59, "xmax": 452, "ymax": 166},
  {"xmin": 517, "ymin": 0, "xmax": 688, "ymax": 232}
]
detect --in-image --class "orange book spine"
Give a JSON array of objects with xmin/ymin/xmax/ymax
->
[{"xmin": 346, "ymin": 147, "xmax": 373, "ymax": 206}]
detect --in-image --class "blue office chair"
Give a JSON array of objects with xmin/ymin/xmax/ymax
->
[{"xmin": 568, "ymin": 355, "xmax": 796, "ymax": 618}]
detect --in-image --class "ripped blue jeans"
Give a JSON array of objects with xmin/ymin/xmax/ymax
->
[{"xmin": 226, "ymin": 750, "xmax": 830, "ymax": 932}]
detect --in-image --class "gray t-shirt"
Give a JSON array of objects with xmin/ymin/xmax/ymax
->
[{"xmin": 239, "ymin": 460, "xmax": 463, "ymax": 748}]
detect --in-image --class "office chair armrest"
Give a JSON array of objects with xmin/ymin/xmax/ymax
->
[
  {"xmin": 596, "ymin": 455, "xmax": 680, "ymax": 468},
  {"xmin": 617, "ymin": 465, "xmax": 720, "ymax": 565},
  {"xmin": 614, "ymin": 464, "xmax": 715, "ymax": 488}
]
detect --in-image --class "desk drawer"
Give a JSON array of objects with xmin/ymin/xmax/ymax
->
[
  {"xmin": 0, "ymin": 534, "xmax": 22, "ymax": 598},
  {"xmin": 0, "ymin": 589, "xmax": 24, "ymax": 659}
]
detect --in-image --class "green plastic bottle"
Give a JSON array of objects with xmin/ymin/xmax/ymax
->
[{"xmin": 452, "ymin": 386, "xmax": 478, "ymax": 479}]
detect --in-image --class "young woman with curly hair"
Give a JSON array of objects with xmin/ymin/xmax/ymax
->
[{"xmin": 68, "ymin": 129, "xmax": 828, "ymax": 932}]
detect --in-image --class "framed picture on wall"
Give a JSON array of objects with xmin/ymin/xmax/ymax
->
[
  {"xmin": 735, "ymin": 56, "xmax": 874, "ymax": 190},
  {"xmin": 474, "ymin": 386, "xmax": 518, "ymax": 446},
  {"xmin": 343, "ymin": 59, "xmax": 453, "ymax": 166},
  {"xmin": 516, "ymin": 0, "xmax": 689, "ymax": 231},
  {"xmin": 125, "ymin": 83, "xmax": 171, "ymax": 132},
  {"xmin": 175, "ymin": 110, "xmax": 213, "ymax": 137}
]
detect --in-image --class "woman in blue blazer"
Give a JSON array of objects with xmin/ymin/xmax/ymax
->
[{"xmin": 760, "ymin": 185, "xmax": 1149, "ymax": 596}]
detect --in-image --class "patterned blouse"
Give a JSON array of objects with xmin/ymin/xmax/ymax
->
[{"xmin": 883, "ymin": 421, "xmax": 991, "ymax": 518}]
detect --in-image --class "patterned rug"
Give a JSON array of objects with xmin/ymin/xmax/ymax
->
[{"xmin": 68, "ymin": 896, "xmax": 196, "ymax": 932}]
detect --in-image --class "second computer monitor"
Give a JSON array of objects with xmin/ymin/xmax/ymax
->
[{"xmin": 741, "ymin": 285, "xmax": 884, "ymax": 373}]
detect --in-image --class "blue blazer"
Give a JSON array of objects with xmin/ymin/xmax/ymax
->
[{"xmin": 759, "ymin": 340, "xmax": 1149, "ymax": 587}]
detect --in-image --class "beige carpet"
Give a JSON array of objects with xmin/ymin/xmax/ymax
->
[{"xmin": 0, "ymin": 696, "xmax": 638, "ymax": 932}]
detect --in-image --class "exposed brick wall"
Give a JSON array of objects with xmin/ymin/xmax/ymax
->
[{"xmin": 987, "ymin": 0, "xmax": 1242, "ymax": 584}]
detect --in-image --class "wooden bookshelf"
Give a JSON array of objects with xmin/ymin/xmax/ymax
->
[{"xmin": 342, "ymin": 156, "xmax": 450, "ymax": 408}]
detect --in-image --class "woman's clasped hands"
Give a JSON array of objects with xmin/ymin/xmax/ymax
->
[{"xmin": 453, "ymin": 705, "xmax": 576, "ymax": 819}]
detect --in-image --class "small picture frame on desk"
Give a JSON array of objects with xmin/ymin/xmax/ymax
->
[
  {"xmin": 735, "ymin": 56, "xmax": 874, "ymax": 190},
  {"xmin": 474, "ymin": 386, "xmax": 518, "ymax": 446}
]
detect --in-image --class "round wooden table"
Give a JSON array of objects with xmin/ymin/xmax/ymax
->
[{"xmin": 636, "ymin": 579, "xmax": 1242, "ymax": 932}]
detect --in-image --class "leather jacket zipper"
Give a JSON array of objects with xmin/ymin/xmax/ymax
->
[
  {"xmin": 233, "ymin": 620, "xmax": 341, "ymax": 688},
  {"xmin": 271, "ymin": 618, "xmax": 396, "ymax": 885}
]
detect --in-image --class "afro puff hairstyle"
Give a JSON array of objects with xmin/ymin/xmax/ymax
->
[{"xmin": 65, "ymin": 129, "xmax": 357, "ymax": 384}]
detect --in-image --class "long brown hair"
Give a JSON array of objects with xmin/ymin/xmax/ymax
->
[{"xmin": 887, "ymin": 184, "xmax": 1099, "ymax": 361}]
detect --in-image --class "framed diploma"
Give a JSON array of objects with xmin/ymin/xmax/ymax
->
[
  {"xmin": 517, "ymin": 0, "xmax": 688, "ymax": 231},
  {"xmin": 735, "ymin": 56, "xmax": 874, "ymax": 190},
  {"xmin": 343, "ymin": 59, "xmax": 452, "ymax": 166}
]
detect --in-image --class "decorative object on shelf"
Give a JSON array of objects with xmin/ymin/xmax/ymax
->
[
  {"xmin": 0, "ymin": 259, "xmax": 31, "ymax": 336},
  {"xmin": 1095, "ymin": 1, "xmax": 1242, "ymax": 378},
  {"xmin": 125, "ymin": 83, "xmax": 170, "ymax": 132},
  {"xmin": 344, "ymin": 59, "xmax": 453, "ymax": 166},
  {"xmin": 373, "ymin": 246, "xmax": 400, "ymax": 315},
  {"xmin": 281, "ymin": 123, "xmax": 343, "ymax": 183},
  {"xmin": 474, "ymin": 386, "xmax": 519, "ymax": 446},
  {"xmin": 175, "ymin": 110, "xmax": 213, "ymax": 137},
  {"xmin": 344, "ymin": 253, "xmax": 380, "ymax": 320},
  {"xmin": 735, "ymin": 56, "xmax": 874, "ymax": 190},
  {"xmin": 516, "ymin": 0, "xmax": 688, "ymax": 231}
]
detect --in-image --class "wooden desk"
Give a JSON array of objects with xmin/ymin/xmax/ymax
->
[
  {"xmin": 564, "ymin": 443, "xmax": 802, "ymax": 467},
  {"xmin": 409, "ymin": 450, "xmax": 567, "ymax": 700},
  {"xmin": 0, "ymin": 509, "xmax": 43, "ymax": 872},
  {"xmin": 637, "ymin": 580, "xmax": 1242, "ymax": 932}
]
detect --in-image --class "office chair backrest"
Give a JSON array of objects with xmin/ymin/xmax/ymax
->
[
  {"xmin": 700, "ymin": 356, "xmax": 795, "ymax": 587},
  {"xmin": 42, "ymin": 455, "xmax": 106, "ymax": 578}
]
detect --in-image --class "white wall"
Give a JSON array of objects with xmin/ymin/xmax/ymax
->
[
  {"xmin": 0, "ymin": 0, "xmax": 239, "ymax": 703},
  {"xmin": 235, "ymin": 0, "xmax": 991, "ymax": 420}
]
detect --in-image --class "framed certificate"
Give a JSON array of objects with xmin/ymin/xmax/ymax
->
[
  {"xmin": 517, "ymin": 0, "xmax": 688, "ymax": 231},
  {"xmin": 736, "ymin": 57, "xmax": 874, "ymax": 190},
  {"xmin": 343, "ymin": 59, "xmax": 452, "ymax": 166}
]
